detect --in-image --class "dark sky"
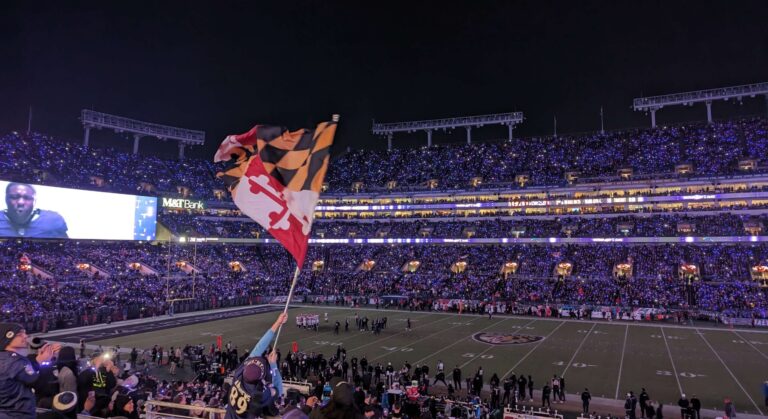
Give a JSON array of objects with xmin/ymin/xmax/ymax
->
[{"xmin": 2, "ymin": 1, "xmax": 767, "ymax": 158}]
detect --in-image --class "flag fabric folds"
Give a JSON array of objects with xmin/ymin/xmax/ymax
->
[{"xmin": 214, "ymin": 118, "xmax": 337, "ymax": 266}]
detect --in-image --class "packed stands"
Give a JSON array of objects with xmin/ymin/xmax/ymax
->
[{"xmin": 2, "ymin": 118, "xmax": 767, "ymax": 198}]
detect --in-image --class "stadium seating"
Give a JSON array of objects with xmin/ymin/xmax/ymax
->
[
  {"xmin": 2, "ymin": 120, "xmax": 768, "ymax": 334},
  {"xmin": 3, "ymin": 117, "xmax": 767, "ymax": 198},
  {"xmin": 3, "ymin": 241, "xmax": 766, "ymax": 332}
]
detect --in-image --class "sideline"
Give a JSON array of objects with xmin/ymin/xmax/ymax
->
[
  {"xmin": 36, "ymin": 302, "xmax": 768, "ymax": 341},
  {"xmin": 287, "ymin": 304, "xmax": 768, "ymax": 334}
]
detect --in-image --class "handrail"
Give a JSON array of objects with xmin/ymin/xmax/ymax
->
[{"xmin": 144, "ymin": 399, "xmax": 226, "ymax": 419}]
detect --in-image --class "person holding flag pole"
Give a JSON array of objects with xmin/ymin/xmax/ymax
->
[{"xmin": 214, "ymin": 114, "xmax": 339, "ymax": 350}]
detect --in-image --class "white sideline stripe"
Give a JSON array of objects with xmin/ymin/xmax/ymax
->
[
  {"xmin": 561, "ymin": 323, "xmax": 596, "ymax": 377},
  {"xmin": 38, "ymin": 303, "xmax": 768, "ymax": 339},
  {"xmin": 39, "ymin": 304, "xmax": 278, "ymax": 337},
  {"xmin": 457, "ymin": 318, "xmax": 538, "ymax": 369},
  {"xmin": 660, "ymin": 328, "xmax": 684, "ymax": 396},
  {"xmin": 614, "ymin": 325, "xmax": 629, "ymax": 399},
  {"xmin": 412, "ymin": 317, "xmax": 513, "ymax": 365},
  {"xmin": 733, "ymin": 331, "xmax": 768, "ymax": 360},
  {"xmin": 696, "ymin": 329, "xmax": 765, "ymax": 415},
  {"xmin": 287, "ymin": 304, "xmax": 768, "ymax": 334},
  {"xmin": 502, "ymin": 321, "xmax": 566, "ymax": 379}
]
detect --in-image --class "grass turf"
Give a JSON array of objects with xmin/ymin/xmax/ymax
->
[{"xmin": 91, "ymin": 305, "xmax": 768, "ymax": 415}]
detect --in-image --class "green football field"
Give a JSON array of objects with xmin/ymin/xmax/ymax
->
[{"xmin": 91, "ymin": 305, "xmax": 768, "ymax": 415}]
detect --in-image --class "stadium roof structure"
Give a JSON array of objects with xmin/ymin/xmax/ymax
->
[
  {"xmin": 633, "ymin": 82, "xmax": 768, "ymax": 128},
  {"xmin": 80, "ymin": 109, "xmax": 205, "ymax": 158},
  {"xmin": 372, "ymin": 112, "xmax": 524, "ymax": 150}
]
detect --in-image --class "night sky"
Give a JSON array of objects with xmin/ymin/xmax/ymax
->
[{"xmin": 2, "ymin": 1, "xmax": 767, "ymax": 158}]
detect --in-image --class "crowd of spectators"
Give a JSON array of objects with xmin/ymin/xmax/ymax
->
[
  {"xmin": 327, "ymin": 118, "xmax": 768, "ymax": 192},
  {"xmin": 0, "ymin": 132, "xmax": 219, "ymax": 200},
  {"xmin": 2, "ymin": 117, "xmax": 768, "ymax": 198},
  {"xmin": 1, "ymin": 317, "xmax": 670, "ymax": 419},
  {"xmin": 6, "ymin": 112, "xmax": 768, "ymax": 419},
  {"xmin": 2, "ymin": 241, "xmax": 766, "ymax": 333},
  {"xmin": 159, "ymin": 213, "xmax": 767, "ymax": 239}
]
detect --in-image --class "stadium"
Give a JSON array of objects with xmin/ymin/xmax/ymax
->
[{"xmin": 1, "ymin": 2, "xmax": 768, "ymax": 419}]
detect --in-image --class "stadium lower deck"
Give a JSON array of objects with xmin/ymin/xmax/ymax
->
[{"xmin": 49, "ymin": 304, "xmax": 768, "ymax": 417}]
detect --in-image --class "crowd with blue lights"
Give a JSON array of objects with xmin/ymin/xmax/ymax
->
[
  {"xmin": 1, "ymin": 241, "xmax": 766, "ymax": 333},
  {"xmin": 2, "ymin": 118, "xmax": 767, "ymax": 198}
]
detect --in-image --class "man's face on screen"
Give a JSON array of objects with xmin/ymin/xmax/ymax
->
[{"xmin": 6, "ymin": 184, "xmax": 36, "ymax": 225}]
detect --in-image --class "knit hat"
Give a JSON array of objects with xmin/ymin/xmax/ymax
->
[
  {"xmin": 329, "ymin": 377, "xmax": 354, "ymax": 407},
  {"xmin": 114, "ymin": 394, "xmax": 132, "ymax": 414},
  {"xmin": 29, "ymin": 336, "xmax": 45, "ymax": 350},
  {"xmin": 0, "ymin": 322, "xmax": 23, "ymax": 349},
  {"xmin": 243, "ymin": 357, "xmax": 270, "ymax": 384},
  {"xmin": 52, "ymin": 391, "xmax": 78, "ymax": 413}
]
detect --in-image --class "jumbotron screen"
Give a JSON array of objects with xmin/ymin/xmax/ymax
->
[{"xmin": 0, "ymin": 181, "xmax": 157, "ymax": 240}]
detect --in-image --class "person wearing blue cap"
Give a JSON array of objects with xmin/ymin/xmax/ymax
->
[{"xmin": 225, "ymin": 312, "xmax": 287, "ymax": 419}]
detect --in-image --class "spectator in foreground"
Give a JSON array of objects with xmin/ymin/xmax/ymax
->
[
  {"xmin": 225, "ymin": 312, "xmax": 287, "ymax": 419},
  {"xmin": 0, "ymin": 322, "xmax": 59, "ymax": 418}
]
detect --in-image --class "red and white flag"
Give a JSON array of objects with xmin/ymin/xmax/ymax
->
[{"xmin": 214, "ymin": 118, "xmax": 338, "ymax": 266}]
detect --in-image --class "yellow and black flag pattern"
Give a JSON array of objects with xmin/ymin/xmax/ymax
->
[
  {"xmin": 214, "ymin": 118, "xmax": 337, "ymax": 195},
  {"xmin": 213, "ymin": 117, "xmax": 338, "ymax": 266}
]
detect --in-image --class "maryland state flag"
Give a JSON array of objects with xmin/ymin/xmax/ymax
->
[{"xmin": 214, "ymin": 117, "xmax": 338, "ymax": 266}]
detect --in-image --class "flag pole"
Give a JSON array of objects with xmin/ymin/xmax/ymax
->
[{"xmin": 273, "ymin": 264, "xmax": 300, "ymax": 350}]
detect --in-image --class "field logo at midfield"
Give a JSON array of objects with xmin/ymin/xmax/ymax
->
[{"xmin": 473, "ymin": 332, "xmax": 544, "ymax": 345}]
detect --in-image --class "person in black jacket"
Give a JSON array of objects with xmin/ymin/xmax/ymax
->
[
  {"xmin": 27, "ymin": 337, "xmax": 59, "ymax": 409},
  {"xmin": 452, "ymin": 366, "xmax": 462, "ymax": 390},
  {"xmin": 77, "ymin": 352, "xmax": 117, "ymax": 416},
  {"xmin": 502, "ymin": 377, "xmax": 513, "ymax": 406},
  {"xmin": 645, "ymin": 401, "xmax": 657, "ymax": 419},
  {"xmin": 309, "ymin": 377, "xmax": 363, "ymax": 419},
  {"xmin": 639, "ymin": 388, "xmax": 650, "ymax": 418},
  {"xmin": 581, "ymin": 388, "xmax": 592, "ymax": 415},
  {"xmin": 541, "ymin": 384, "xmax": 552, "ymax": 409},
  {"xmin": 527, "ymin": 376, "xmax": 534, "ymax": 402},
  {"xmin": 690, "ymin": 395, "xmax": 701, "ymax": 419},
  {"xmin": 677, "ymin": 394, "xmax": 690, "ymax": 419},
  {"xmin": 517, "ymin": 375, "xmax": 527, "ymax": 401},
  {"xmin": 0, "ymin": 322, "xmax": 59, "ymax": 418}
]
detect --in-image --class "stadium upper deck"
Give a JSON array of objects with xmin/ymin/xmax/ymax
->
[
  {"xmin": 3, "ymin": 117, "xmax": 768, "ymax": 200},
  {"xmin": 175, "ymin": 174, "xmax": 768, "ymax": 225}
]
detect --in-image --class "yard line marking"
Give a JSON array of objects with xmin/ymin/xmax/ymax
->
[
  {"xmin": 347, "ymin": 314, "xmax": 451, "ymax": 353},
  {"xmin": 561, "ymin": 322, "xmax": 596, "ymax": 377},
  {"xmin": 302, "ymin": 312, "xmax": 437, "ymax": 351},
  {"xmin": 614, "ymin": 324, "xmax": 629, "ymax": 399},
  {"xmin": 733, "ymin": 331, "xmax": 768, "ymax": 360},
  {"xmin": 502, "ymin": 321, "xmax": 566, "ymax": 379},
  {"xmin": 660, "ymin": 327, "xmax": 684, "ymax": 396},
  {"xmin": 371, "ymin": 315, "xmax": 506, "ymax": 362},
  {"xmin": 274, "ymin": 310, "xmax": 357, "ymax": 346},
  {"xmin": 412, "ymin": 317, "xmax": 513, "ymax": 365},
  {"xmin": 457, "ymin": 318, "xmax": 538, "ymax": 369},
  {"xmin": 696, "ymin": 329, "xmax": 764, "ymax": 415}
]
